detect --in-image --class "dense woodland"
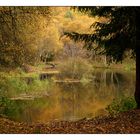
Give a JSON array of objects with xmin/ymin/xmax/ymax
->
[
  {"xmin": 0, "ymin": 7, "xmax": 135, "ymax": 67},
  {"xmin": 0, "ymin": 7, "xmax": 138, "ymax": 134}
]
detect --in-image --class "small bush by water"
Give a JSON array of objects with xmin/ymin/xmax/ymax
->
[{"xmin": 106, "ymin": 97, "xmax": 136, "ymax": 116}]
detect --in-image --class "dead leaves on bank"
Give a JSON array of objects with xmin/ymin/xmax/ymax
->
[{"xmin": 0, "ymin": 109, "xmax": 140, "ymax": 134}]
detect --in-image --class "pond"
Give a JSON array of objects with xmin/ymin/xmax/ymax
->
[{"xmin": 0, "ymin": 69, "xmax": 135, "ymax": 123}]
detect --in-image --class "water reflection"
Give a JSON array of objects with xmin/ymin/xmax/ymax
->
[{"xmin": 0, "ymin": 70, "xmax": 135, "ymax": 123}]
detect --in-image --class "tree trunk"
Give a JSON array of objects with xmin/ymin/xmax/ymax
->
[
  {"xmin": 135, "ymin": 8, "xmax": 140, "ymax": 108},
  {"xmin": 135, "ymin": 45, "xmax": 140, "ymax": 108}
]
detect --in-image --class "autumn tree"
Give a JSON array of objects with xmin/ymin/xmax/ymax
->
[
  {"xmin": 0, "ymin": 7, "xmax": 51, "ymax": 67},
  {"xmin": 65, "ymin": 7, "xmax": 139, "ymax": 108}
]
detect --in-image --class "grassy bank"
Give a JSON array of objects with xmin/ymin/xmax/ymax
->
[{"xmin": 92, "ymin": 61, "xmax": 135, "ymax": 71}]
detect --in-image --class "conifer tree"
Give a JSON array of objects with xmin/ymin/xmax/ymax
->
[{"xmin": 65, "ymin": 7, "xmax": 140, "ymax": 108}]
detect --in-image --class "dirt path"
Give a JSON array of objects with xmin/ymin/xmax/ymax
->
[{"xmin": 0, "ymin": 109, "xmax": 140, "ymax": 134}]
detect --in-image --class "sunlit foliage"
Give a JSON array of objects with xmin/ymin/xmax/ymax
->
[{"xmin": 0, "ymin": 7, "xmax": 51, "ymax": 67}]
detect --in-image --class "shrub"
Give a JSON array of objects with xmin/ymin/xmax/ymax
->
[
  {"xmin": 106, "ymin": 97, "xmax": 136, "ymax": 116},
  {"xmin": 58, "ymin": 58, "xmax": 93, "ymax": 80},
  {"xmin": 0, "ymin": 74, "xmax": 51, "ymax": 96}
]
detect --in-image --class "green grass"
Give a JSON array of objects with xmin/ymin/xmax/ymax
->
[{"xmin": 91, "ymin": 59, "xmax": 135, "ymax": 72}]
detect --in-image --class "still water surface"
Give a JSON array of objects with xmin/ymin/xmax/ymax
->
[{"xmin": 0, "ymin": 69, "xmax": 135, "ymax": 123}]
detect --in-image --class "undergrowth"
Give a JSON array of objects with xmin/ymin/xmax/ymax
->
[{"xmin": 106, "ymin": 97, "xmax": 136, "ymax": 116}]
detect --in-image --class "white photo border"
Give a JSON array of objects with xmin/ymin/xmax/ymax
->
[{"xmin": 0, "ymin": 0, "xmax": 140, "ymax": 6}]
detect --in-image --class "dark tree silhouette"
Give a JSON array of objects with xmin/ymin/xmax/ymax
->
[{"xmin": 65, "ymin": 7, "xmax": 140, "ymax": 108}]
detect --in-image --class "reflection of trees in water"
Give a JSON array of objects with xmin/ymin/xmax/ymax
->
[
  {"xmin": 0, "ymin": 71, "xmax": 135, "ymax": 122},
  {"xmin": 57, "ymin": 83, "xmax": 93, "ymax": 119},
  {"xmin": 58, "ymin": 82, "xmax": 92, "ymax": 118},
  {"xmin": 93, "ymin": 71, "xmax": 125, "ymax": 86},
  {"xmin": 57, "ymin": 83, "xmax": 80, "ymax": 120},
  {"xmin": 56, "ymin": 71, "xmax": 135, "ymax": 120},
  {"xmin": 57, "ymin": 82, "xmax": 110, "ymax": 119},
  {"xmin": 0, "ymin": 97, "xmax": 52, "ymax": 123},
  {"xmin": 93, "ymin": 70, "xmax": 135, "ymax": 96}
]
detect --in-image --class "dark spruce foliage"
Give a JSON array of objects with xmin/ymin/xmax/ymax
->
[
  {"xmin": 65, "ymin": 7, "xmax": 136, "ymax": 62},
  {"xmin": 65, "ymin": 7, "xmax": 140, "ymax": 108}
]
